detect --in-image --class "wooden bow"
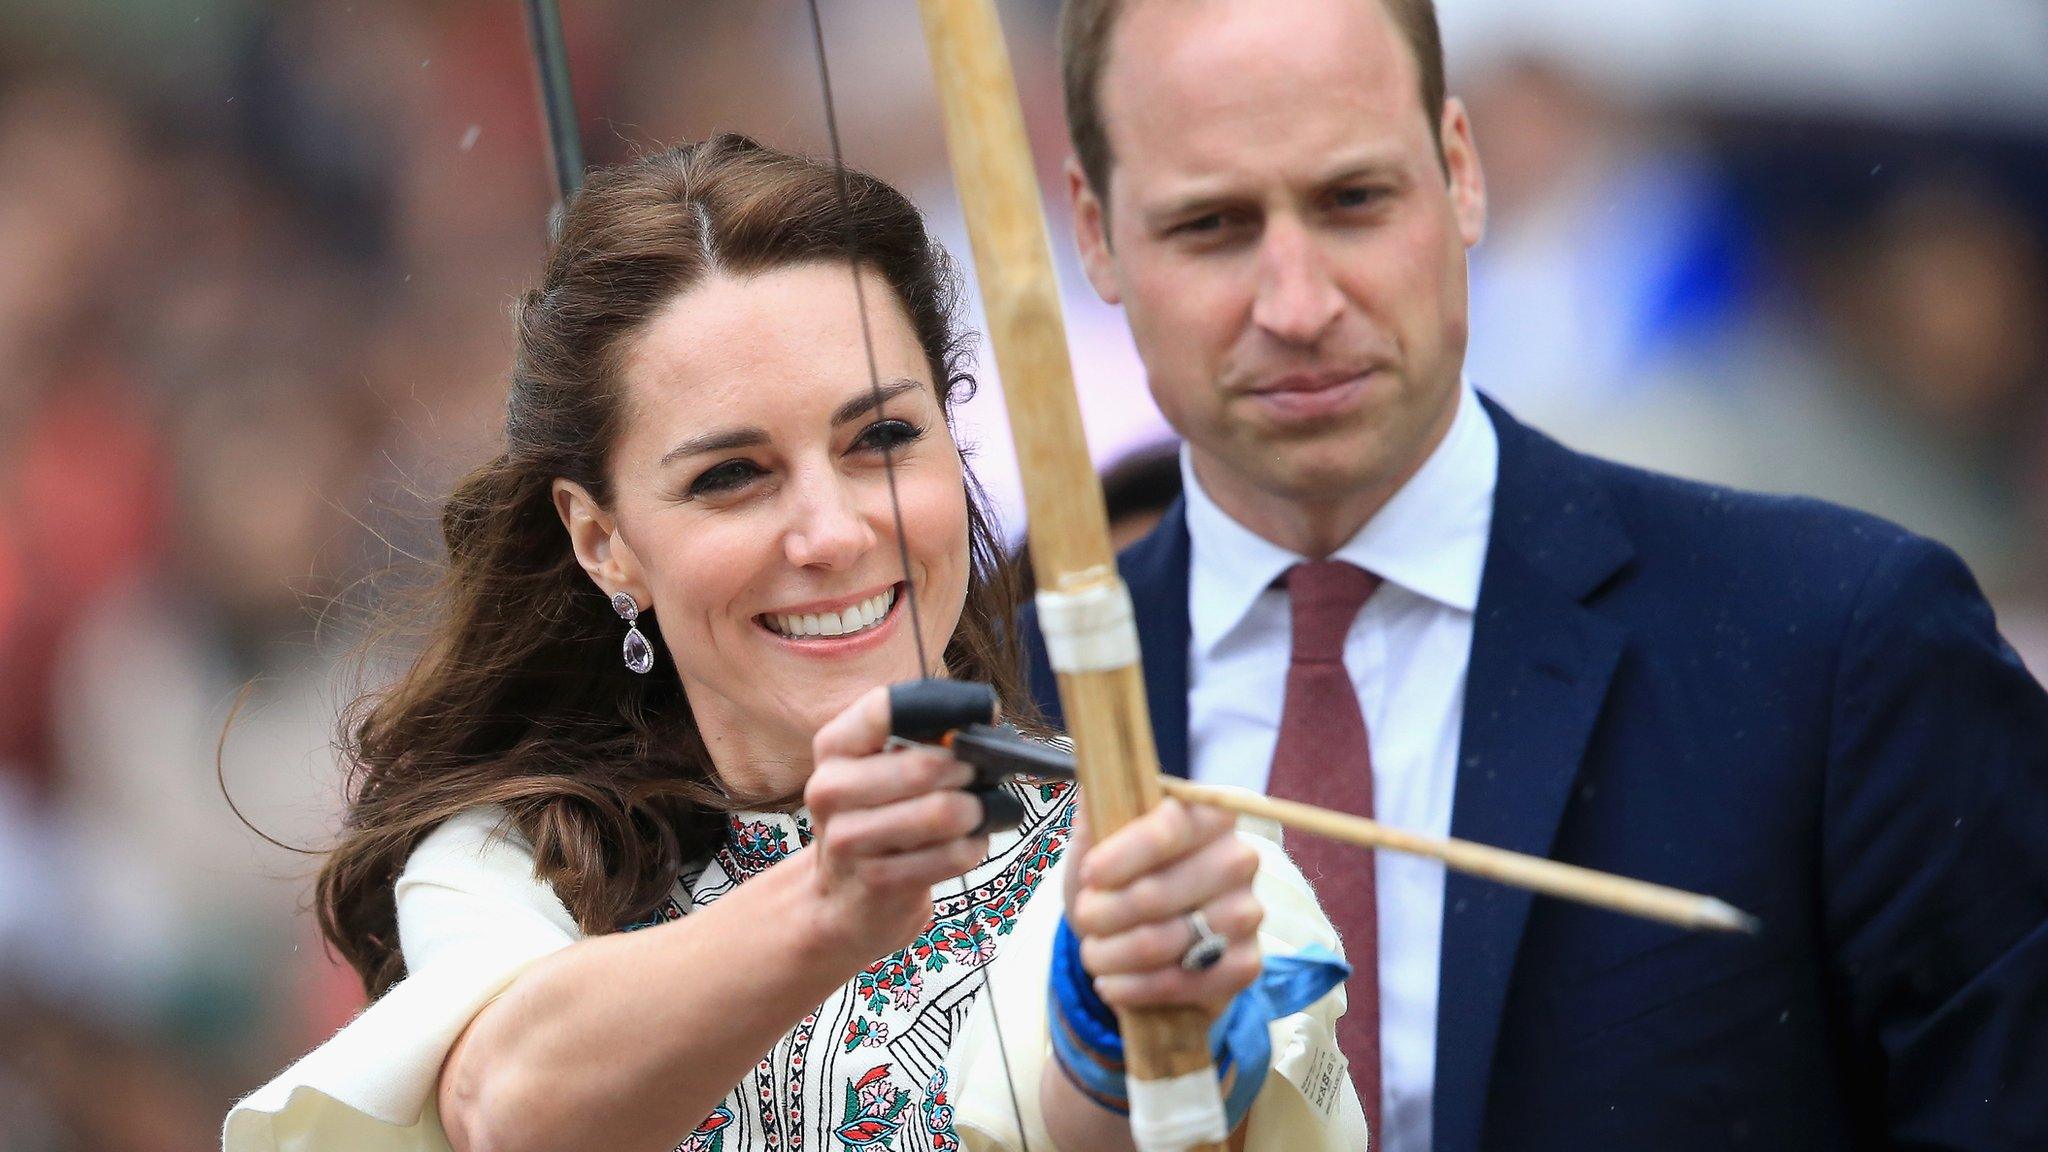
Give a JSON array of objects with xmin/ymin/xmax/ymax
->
[{"xmin": 912, "ymin": 4, "xmax": 1229, "ymax": 1149}]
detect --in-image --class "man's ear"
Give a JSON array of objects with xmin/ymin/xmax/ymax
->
[
  {"xmin": 1441, "ymin": 97, "xmax": 1488, "ymax": 249},
  {"xmin": 1067, "ymin": 155, "xmax": 1122, "ymax": 306},
  {"xmin": 552, "ymin": 478, "xmax": 648, "ymax": 607}
]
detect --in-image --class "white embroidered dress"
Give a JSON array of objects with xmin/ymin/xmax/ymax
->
[
  {"xmin": 640, "ymin": 780, "xmax": 1076, "ymax": 1152},
  {"xmin": 224, "ymin": 779, "xmax": 1367, "ymax": 1152}
]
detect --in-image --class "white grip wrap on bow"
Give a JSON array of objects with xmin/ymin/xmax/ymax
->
[
  {"xmin": 1129, "ymin": 1068, "xmax": 1232, "ymax": 1152},
  {"xmin": 1036, "ymin": 583, "xmax": 1141, "ymax": 673}
]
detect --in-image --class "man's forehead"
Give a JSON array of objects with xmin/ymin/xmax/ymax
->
[
  {"xmin": 1099, "ymin": 0, "xmax": 1428, "ymax": 192},
  {"xmin": 1099, "ymin": 0, "xmax": 1423, "ymax": 143},
  {"xmin": 1105, "ymin": 0, "xmax": 1414, "ymax": 88}
]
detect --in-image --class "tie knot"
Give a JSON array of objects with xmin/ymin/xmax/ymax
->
[{"xmin": 1284, "ymin": 560, "xmax": 1380, "ymax": 664}]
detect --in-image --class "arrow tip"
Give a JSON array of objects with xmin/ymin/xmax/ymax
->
[{"xmin": 1700, "ymin": 898, "xmax": 1764, "ymax": 935}]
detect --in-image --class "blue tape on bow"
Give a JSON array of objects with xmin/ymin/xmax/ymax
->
[
  {"xmin": 1048, "ymin": 917, "xmax": 1350, "ymax": 1128},
  {"xmin": 1050, "ymin": 917, "xmax": 1130, "ymax": 1110}
]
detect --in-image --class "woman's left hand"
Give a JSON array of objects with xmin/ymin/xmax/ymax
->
[{"xmin": 1063, "ymin": 797, "xmax": 1263, "ymax": 1011}]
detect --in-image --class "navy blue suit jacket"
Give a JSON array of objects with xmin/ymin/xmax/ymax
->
[{"xmin": 1020, "ymin": 398, "xmax": 2048, "ymax": 1151}]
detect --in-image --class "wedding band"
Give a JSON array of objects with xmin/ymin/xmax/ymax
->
[{"xmin": 1179, "ymin": 910, "xmax": 1230, "ymax": 972}]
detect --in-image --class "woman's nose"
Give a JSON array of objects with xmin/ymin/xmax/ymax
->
[{"xmin": 783, "ymin": 470, "xmax": 878, "ymax": 570}]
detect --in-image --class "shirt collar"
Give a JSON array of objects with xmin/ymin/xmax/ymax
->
[{"xmin": 1184, "ymin": 381, "xmax": 1498, "ymax": 656}]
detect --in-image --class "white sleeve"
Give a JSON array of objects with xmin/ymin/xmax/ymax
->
[
  {"xmin": 222, "ymin": 807, "xmax": 583, "ymax": 1152},
  {"xmin": 1236, "ymin": 805, "xmax": 1371, "ymax": 1151},
  {"xmin": 946, "ymin": 796, "xmax": 1370, "ymax": 1152}
]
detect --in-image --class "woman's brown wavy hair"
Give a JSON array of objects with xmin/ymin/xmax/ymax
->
[{"xmin": 318, "ymin": 134, "xmax": 1025, "ymax": 998}]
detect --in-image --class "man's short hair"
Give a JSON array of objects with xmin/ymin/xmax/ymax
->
[{"xmin": 1059, "ymin": 0, "xmax": 1448, "ymax": 203}]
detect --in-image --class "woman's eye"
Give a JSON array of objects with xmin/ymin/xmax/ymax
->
[
  {"xmin": 687, "ymin": 459, "xmax": 764, "ymax": 496},
  {"xmin": 854, "ymin": 418, "xmax": 925, "ymax": 454}
]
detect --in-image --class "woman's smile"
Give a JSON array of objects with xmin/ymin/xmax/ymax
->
[{"xmin": 755, "ymin": 581, "xmax": 905, "ymax": 655}]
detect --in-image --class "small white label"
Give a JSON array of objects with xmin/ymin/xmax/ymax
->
[{"xmin": 1301, "ymin": 1045, "xmax": 1346, "ymax": 1122}]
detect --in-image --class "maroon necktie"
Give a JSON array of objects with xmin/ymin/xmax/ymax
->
[{"xmin": 1267, "ymin": 560, "xmax": 1383, "ymax": 1137}]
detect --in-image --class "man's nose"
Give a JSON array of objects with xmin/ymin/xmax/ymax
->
[
  {"xmin": 1251, "ymin": 220, "xmax": 1344, "ymax": 347},
  {"xmin": 783, "ymin": 469, "xmax": 878, "ymax": 570}
]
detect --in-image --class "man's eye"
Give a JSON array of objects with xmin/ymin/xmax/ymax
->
[
  {"xmin": 854, "ymin": 418, "xmax": 926, "ymax": 454},
  {"xmin": 1331, "ymin": 186, "xmax": 1389, "ymax": 210},
  {"xmin": 688, "ymin": 459, "xmax": 764, "ymax": 496},
  {"xmin": 1173, "ymin": 213, "xmax": 1227, "ymax": 236}
]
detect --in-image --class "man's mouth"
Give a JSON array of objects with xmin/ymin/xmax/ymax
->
[
  {"xmin": 759, "ymin": 585, "xmax": 899, "ymax": 640},
  {"xmin": 1249, "ymin": 368, "xmax": 1372, "ymax": 396}
]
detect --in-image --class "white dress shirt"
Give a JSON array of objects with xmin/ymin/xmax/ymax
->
[{"xmin": 1184, "ymin": 383, "xmax": 1498, "ymax": 1152}]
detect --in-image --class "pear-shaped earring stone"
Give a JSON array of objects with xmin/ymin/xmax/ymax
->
[
  {"xmin": 611, "ymin": 592, "xmax": 655, "ymax": 675},
  {"xmin": 622, "ymin": 627, "xmax": 654, "ymax": 675}
]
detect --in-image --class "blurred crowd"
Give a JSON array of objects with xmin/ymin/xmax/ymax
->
[{"xmin": 0, "ymin": 1, "xmax": 2042, "ymax": 1147}]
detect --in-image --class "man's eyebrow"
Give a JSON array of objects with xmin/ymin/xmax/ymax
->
[
  {"xmin": 658, "ymin": 379, "xmax": 924, "ymax": 467},
  {"xmin": 1143, "ymin": 186, "xmax": 1241, "ymax": 226},
  {"xmin": 1319, "ymin": 156, "xmax": 1407, "ymax": 185},
  {"xmin": 1143, "ymin": 156, "xmax": 1411, "ymax": 224},
  {"xmin": 833, "ymin": 378, "xmax": 922, "ymax": 425}
]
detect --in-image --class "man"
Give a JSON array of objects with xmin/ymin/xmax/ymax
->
[{"xmin": 1020, "ymin": 1, "xmax": 2048, "ymax": 1150}]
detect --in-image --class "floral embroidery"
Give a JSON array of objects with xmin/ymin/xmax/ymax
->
[
  {"xmin": 853, "ymin": 784, "xmax": 1072, "ymax": 1016},
  {"xmin": 660, "ymin": 780, "xmax": 1071, "ymax": 1151},
  {"xmin": 967, "ymin": 928, "xmax": 999, "ymax": 965},
  {"xmin": 677, "ymin": 1105, "xmax": 734, "ymax": 1152},
  {"xmin": 714, "ymin": 813, "xmax": 817, "ymax": 882},
  {"xmin": 911, "ymin": 918, "xmax": 987, "ymax": 973},
  {"xmin": 732, "ymin": 819, "xmax": 795, "ymax": 861},
  {"xmin": 841, "ymin": 1016, "xmax": 889, "ymax": 1052},
  {"xmin": 920, "ymin": 1068, "xmax": 959, "ymax": 1152},
  {"xmin": 623, "ymin": 895, "xmax": 687, "ymax": 933},
  {"xmin": 834, "ymin": 1065, "xmax": 912, "ymax": 1149}
]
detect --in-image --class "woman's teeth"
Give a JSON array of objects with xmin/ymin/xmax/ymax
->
[{"xmin": 766, "ymin": 587, "xmax": 896, "ymax": 639}]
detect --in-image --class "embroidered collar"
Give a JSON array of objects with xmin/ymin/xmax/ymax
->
[{"xmin": 722, "ymin": 809, "xmax": 814, "ymax": 879}]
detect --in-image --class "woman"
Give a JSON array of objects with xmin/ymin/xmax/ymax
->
[{"xmin": 225, "ymin": 135, "xmax": 1362, "ymax": 1152}]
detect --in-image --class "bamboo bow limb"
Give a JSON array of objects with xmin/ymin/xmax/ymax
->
[{"xmin": 914, "ymin": 3, "xmax": 1226, "ymax": 1149}]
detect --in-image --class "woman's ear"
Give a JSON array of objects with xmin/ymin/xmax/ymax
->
[{"xmin": 552, "ymin": 478, "xmax": 649, "ymax": 606}]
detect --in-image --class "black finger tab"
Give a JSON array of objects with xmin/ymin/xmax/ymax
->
[
  {"xmin": 889, "ymin": 679, "xmax": 998, "ymax": 741},
  {"xmin": 969, "ymin": 785, "xmax": 1026, "ymax": 836},
  {"xmin": 950, "ymin": 724, "xmax": 1078, "ymax": 788}
]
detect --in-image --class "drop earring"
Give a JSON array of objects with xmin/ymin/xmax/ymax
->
[{"xmin": 611, "ymin": 591, "xmax": 655, "ymax": 674}]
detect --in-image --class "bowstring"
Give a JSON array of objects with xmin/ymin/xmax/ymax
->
[
  {"xmin": 803, "ymin": 4, "xmax": 1035, "ymax": 1148},
  {"xmin": 521, "ymin": 0, "xmax": 583, "ymax": 210},
  {"xmin": 804, "ymin": 9, "xmax": 933, "ymax": 686}
]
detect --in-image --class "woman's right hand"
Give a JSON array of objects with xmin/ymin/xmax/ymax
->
[{"xmin": 803, "ymin": 685, "xmax": 991, "ymax": 960}]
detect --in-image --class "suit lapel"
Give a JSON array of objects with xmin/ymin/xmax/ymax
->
[
  {"xmin": 1121, "ymin": 499, "xmax": 1192, "ymax": 779},
  {"xmin": 1433, "ymin": 400, "xmax": 1633, "ymax": 1152}
]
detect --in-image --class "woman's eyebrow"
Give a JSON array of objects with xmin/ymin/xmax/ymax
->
[
  {"xmin": 661, "ymin": 427, "xmax": 767, "ymax": 466},
  {"xmin": 659, "ymin": 379, "xmax": 922, "ymax": 467},
  {"xmin": 832, "ymin": 378, "xmax": 921, "ymax": 425}
]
